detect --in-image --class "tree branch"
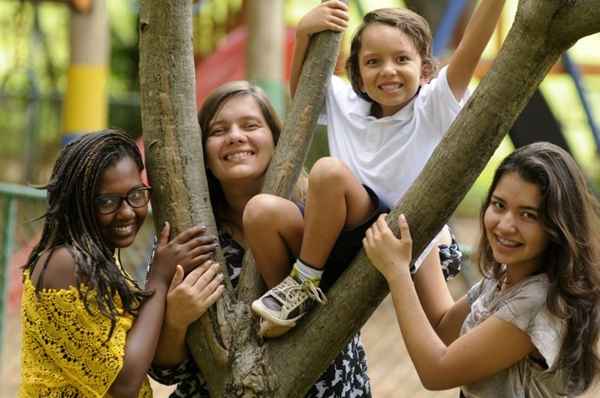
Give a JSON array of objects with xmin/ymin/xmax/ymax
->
[
  {"xmin": 237, "ymin": 0, "xmax": 349, "ymax": 303},
  {"xmin": 267, "ymin": 0, "xmax": 596, "ymax": 395},
  {"xmin": 551, "ymin": 0, "xmax": 600, "ymax": 47},
  {"xmin": 139, "ymin": 0, "xmax": 230, "ymax": 393}
]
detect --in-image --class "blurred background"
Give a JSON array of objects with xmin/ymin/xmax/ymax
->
[{"xmin": 0, "ymin": 0, "xmax": 598, "ymax": 396}]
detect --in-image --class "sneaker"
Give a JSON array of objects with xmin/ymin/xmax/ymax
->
[
  {"xmin": 258, "ymin": 318, "xmax": 294, "ymax": 338},
  {"xmin": 251, "ymin": 275, "xmax": 327, "ymax": 327}
]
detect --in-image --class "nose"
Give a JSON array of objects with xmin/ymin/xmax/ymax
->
[
  {"xmin": 115, "ymin": 200, "xmax": 136, "ymax": 220},
  {"xmin": 496, "ymin": 212, "xmax": 517, "ymax": 234},
  {"xmin": 227, "ymin": 125, "xmax": 247, "ymax": 144},
  {"xmin": 381, "ymin": 59, "xmax": 396, "ymax": 76}
]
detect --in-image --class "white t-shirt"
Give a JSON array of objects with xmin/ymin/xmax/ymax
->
[{"xmin": 319, "ymin": 66, "xmax": 462, "ymax": 209}]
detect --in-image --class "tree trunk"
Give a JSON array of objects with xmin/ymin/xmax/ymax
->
[
  {"xmin": 139, "ymin": 0, "xmax": 600, "ymax": 396},
  {"xmin": 139, "ymin": 1, "xmax": 235, "ymax": 395},
  {"xmin": 237, "ymin": 0, "xmax": 349, "ymax": 302}
]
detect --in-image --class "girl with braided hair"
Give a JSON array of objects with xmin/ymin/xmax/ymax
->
[{"xmin": 19, "ymin": 130, "xmax": 224, "ymax": 397}]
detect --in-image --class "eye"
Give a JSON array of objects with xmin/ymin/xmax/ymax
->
[
  {"xmin": 209, "ymin": 126, "xmax": 226, "ymax": 136},
  {"xmin": 395, "ymin": 55, "xmax": 410, "ymax": 63},
  {"xmin": 129, "ymin": 189, "xmax": 144, "ymax": 202},
  {"xmin": 365, "ymin": 58, "xmax": 378, "ymax": 66},
  {"xmin": 128, "ymin": 188, "xmax": 150, "ymax": 207},
  {"xmin": 95, "ymin": 195, "xmax": 120, "ymax": 213},
  {"xmin": 244, "ymin": 121, "xmax": 260, "ymax": 130},
  {"xmin": 490, "ymin": 199, "xmax": 504, "ymax": 210},
  {"xmin": 521, "ymin": 211, "xmax": 538, "ymax": 221}
]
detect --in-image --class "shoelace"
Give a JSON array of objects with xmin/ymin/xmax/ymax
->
[{"xmin": 275, "ymin": 277, "xmax": 327, "ymax": 308}]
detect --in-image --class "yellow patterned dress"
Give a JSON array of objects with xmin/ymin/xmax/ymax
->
[{"xmin": 19, "ymin": 271, "xmax": 152, "ymax": 397}]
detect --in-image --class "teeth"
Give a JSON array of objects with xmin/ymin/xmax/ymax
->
[
  {"xmin": 225, "ymin": 151, "xmax": 253, "ymax": 161},
  {"xmin": 113, "ymin": 225, "xmax": 136, "ymax": 235},
  {"xmin": 379, "ymin": 83, "xmax": 402, "ymax": 93},
  {"xmin": 496, "ymin": 236, "xmax": 520, "ymax": 247}
]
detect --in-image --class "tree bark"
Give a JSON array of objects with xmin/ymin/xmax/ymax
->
[
  {"xmin": 139, "ymin": 0, "xmax": 600, "ymax": 397},
  {"xmin": 139, "ymin": 0, "xmax": 234, "ymax": 395},
  {"xmin": 264, "ymin": 0, "xmax": 600, "ymax": 396},
  {"xmin": 237, "ymin": 0, "xmax": 349, "ymax": 302}
]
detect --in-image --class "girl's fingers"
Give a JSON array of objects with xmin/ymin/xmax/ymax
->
[
  {"xmin": 373, "ymin": 214, "xmax": 386, "ymax": 235},
  {"xmin": 199, "ymin": 273, "xmax": 224, "ymax": 298},
  {"xmin": 182, "ymin": 233, "xmax": 217, "ymax": 250},
  {"xmin": 168, "ymin": 264, "xmax": 184, "ymax": 291},
  {"xmin": 184, "ymin": 253, "xmax": 215, "ymax": 270},
  {"xmin": 186, "ymin": 244, "xmax": 217, "ymax": 259},
  {"xmin": 158, "ymin": 221, "xmax": 170, "ymax": 246},
  {"xmin": 398, "ymin": 214, "xmax": 412, "ymax": 242},
  {"xmin": 174, "ymin": 224, "xmax": 206, "ymax": 243},
  {"xmin": 182, "ymin": 260, "xmax": 212, "ymax": 285},
  {"xmin": 331, "ymin": 9, "xmax": 350, "ymax": 22},
  {"xmin": 327, "ymin": 0, "xmax": 349, "ymax": 11},
  {"xmin": 195, "ymin": 262, "xmax": 222, "ymax": 288},
  {"xmin": 207, "ymin": 285, "xmax": 225, "ymax": 304}
]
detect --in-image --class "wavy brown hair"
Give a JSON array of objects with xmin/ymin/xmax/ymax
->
[{"xmin": 476, "ymin": 142, "xmax": 600, "ymax": 394}]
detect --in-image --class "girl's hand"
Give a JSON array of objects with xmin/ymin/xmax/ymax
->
[
  {"xmin": 297, "ymin": 0, "xmax": 349, "ymax": 39},
  {"xmin": 149, "ymin": 222, "xmax": 219, "ymax": 284},
  {"xmin": 363, "ymin": 214, "xmax": 413, "ymax": 282},
  {"xmin": 165, "ymin": 261, "xmax": 225, "ymax": 330}
]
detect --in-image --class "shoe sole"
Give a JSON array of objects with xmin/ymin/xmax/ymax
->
[
  {"xmin": 259, "ymin": 320, "xmax": 295, "ymax": 338},
  {"xmin": 251, "ymin": 299, "xmax": 304, "ymax": 327}
]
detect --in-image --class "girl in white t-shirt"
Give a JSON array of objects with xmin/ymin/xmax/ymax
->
[
  {"xmin": 364, "ymin": 142, "xmax": 600, "ymax": 397},
  {"xmin": 248, "ymin": 0, "xmax": 504, "ymax": 337}
]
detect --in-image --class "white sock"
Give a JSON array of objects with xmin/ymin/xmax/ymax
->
[{"xmin": 291, "ymin": 258, "xmax": 323, "ymax": 284}]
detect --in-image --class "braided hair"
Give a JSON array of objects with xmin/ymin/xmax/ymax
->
[{"xmin": 24, "ymin": 129, "xmax": 152, "ymax": 333}]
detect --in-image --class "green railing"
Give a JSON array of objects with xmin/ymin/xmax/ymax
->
[{"xmin": 0, "ymin": 182, "xmax": 46, "ymax": 357}]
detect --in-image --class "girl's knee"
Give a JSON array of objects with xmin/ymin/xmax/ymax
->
[
  {"xmin": 243, "ymin": 194, "xmax": 294, "ymax": 228},
  {"xmin": 309, "ymin": 157, "xmax": 349, "ymax": 187}
]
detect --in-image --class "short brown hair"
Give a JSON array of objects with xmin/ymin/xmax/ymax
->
[{"xmin": 345, "ymin": 8, "xmax": 437, "ymax": 105}]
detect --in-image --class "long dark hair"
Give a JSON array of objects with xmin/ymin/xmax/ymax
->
[
  {"xmin": 24, "ymin": 130, "xmax": 151, "ymax": 333},
  {"xmin": 477, "ymin": 142, "xmax": 600, "ymax": 394}
]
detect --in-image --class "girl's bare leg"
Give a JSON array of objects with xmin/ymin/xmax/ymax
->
[
  {"xmin": 243, "ymin": 194, "xmax": 304, "ymax": 287},
  {"xmin": 299, "ymin": 157, "xmax": 375, "ymax": 269}
]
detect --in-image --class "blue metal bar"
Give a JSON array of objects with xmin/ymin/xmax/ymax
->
[
  {"xmin": 0, "ymin": 182, "xmax": 46, "ymax": 200},
  {"xmin": 562, "ymin": 53, "xmax": 600, "ymax": 153},
  {"xmin": 432, "ymin": 0, "xmax": 470, "ymax": 57},
  {"xmin": 0, "ymin": 197, "xmax": 17, "ymax": 357}
]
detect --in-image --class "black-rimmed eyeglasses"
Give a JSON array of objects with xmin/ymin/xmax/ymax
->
[{"xmin": 95, "ymin": 186, "xmax": 152, "ymax": 215}]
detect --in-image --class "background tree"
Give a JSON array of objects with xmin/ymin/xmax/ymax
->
[{"xmin": 139, "ymin": 0, "xmax": 600, "ymax": 396}]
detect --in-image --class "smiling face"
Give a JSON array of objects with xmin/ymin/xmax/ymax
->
[
  {"xmin": 95, "ymin": 156, "xmax": 148, "ymax": 251},
  {"xmin": 205, "ymin": 94, "xmax": 275, "ymax": 185},
  {"xmin": 358, "ymin": 23, "xmax": 427, "ymax": 117},
  {"xmin": 484, "ymin": 172, "xmax": 549, "ymax": 279}
]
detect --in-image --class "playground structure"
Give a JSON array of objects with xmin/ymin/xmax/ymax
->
[{"xmin": 1, "ymin": 1, "xmax": 599, "ymax": 394}]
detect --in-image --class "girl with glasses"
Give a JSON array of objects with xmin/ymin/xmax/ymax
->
[{"xmin": 20, "ymin": 130, "xmax": 224, "ymax": 397}]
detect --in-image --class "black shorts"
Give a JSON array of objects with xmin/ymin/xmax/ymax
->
[{"xmin": 298, "ymin": 185, "xmax": 389, "ymax": 291}]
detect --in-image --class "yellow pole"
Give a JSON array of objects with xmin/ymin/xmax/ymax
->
[{"xmin": 61, "ymin": 0, "xmax": 109, "ymax": 142}]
